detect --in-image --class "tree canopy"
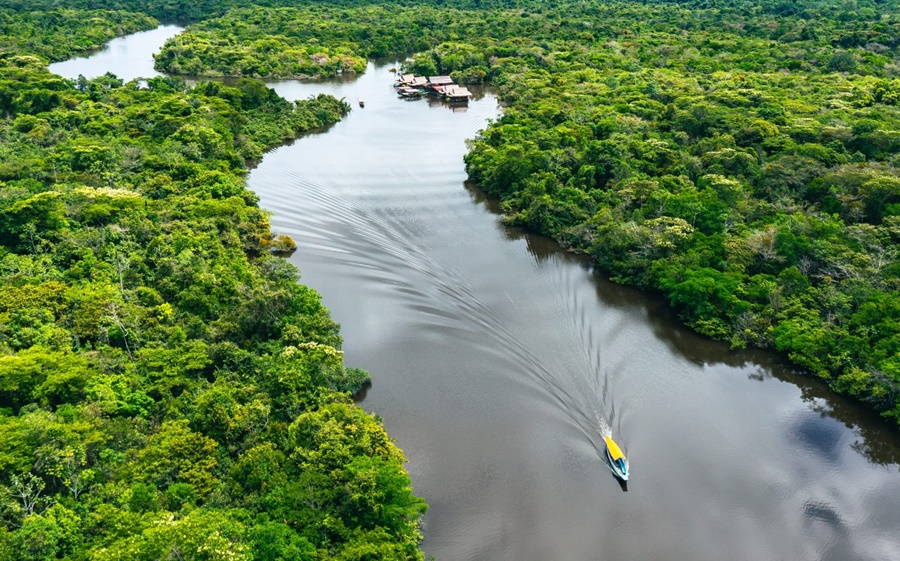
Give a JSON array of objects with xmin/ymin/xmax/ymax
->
[
  {"xmin": 4, "ymin": 0, "xmax": 900, "ymax": 557},
  {"xmin": 148, "ymin": 0, "xmax": 900, "ymax": 429},
  {"xmin": 0, "ymin": 9, "xmax": 426, "ymax": 561}
]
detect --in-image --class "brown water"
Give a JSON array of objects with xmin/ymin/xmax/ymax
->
[{"xmin": 53, "ymin": 27, "xmax": 900, "ymax": 561}]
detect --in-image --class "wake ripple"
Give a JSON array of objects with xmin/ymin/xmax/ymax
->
[{"xmin": 259, "ymin": 129, "xmax": 628, "ymax": 473}]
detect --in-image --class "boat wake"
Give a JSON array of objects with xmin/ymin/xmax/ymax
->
[
  {"xmin": 536, "ymin": 263, "xmax": 631, "ymax": 476},
  {"xmin": 250, "ymin": 97, "xmax": 629, "ymax": 479},
  {"xmin": 274, "ymin": 176, "xmax": 630, "ymax": 476},
  {"xmin": 597, "ymin": 416, "xmax": 611, "ymax": 439}
]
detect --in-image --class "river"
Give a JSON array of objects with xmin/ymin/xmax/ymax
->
[{"xmin": 51, "ymin": 26, "xmax": 900, "ymax": 561}]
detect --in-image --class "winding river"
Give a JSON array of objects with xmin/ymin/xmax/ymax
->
[{"xmin": 51, "ymin": 27, "xmax": 900, "ymax": 561}]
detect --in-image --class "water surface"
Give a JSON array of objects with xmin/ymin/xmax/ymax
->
[
  {"xmin": 48, "ymin": 25, "xmax": 183, "ymax": 82},
  {"xmin": 55, "ymin": 28, "xmax": 900, "ymax": 561}
]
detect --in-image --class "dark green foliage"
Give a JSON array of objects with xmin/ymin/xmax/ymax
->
[
  {"xmin": 0, "ymin": 0, "xmax": 225, "ymax": 22},
  {"xmin": 134, "ymin": 0, "xmax": 900, "ymax": 429},
  {"xmin": 0, "ymin": 10, "xmax": 423, "ymax": 561},
  {"xmin": 0, "ymin": 9, "xmax": 157, "ymax": 62},
  {"xmin": 422, "ymin": 0, "xmax": 900, "ymax": 428},
  {"xmin": 152, "ymin": 6, "xmax": 449, "ymax": 79}
]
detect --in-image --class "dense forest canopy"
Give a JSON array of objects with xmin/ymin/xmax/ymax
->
[
  {"xmin": 150, "ymin": 2, "xmax": 900, "ymax": 79},
  {"xmin": 1, "ymin": 0, "xmax": 899, "ymax": 20},
  {"xmin": 0, "ymin": 8, "xmax": 426, "ymax": 561},
  {"xmin": 2, "ymin": 0, "xmax": 900, "ymax": 557},
  {"xmin": 0, "ymin": 9, "xmax": 157, "ymax": 61},
  {"xmin": 146, "ymin": 0, "xmax": 900, "ymax": 429}
]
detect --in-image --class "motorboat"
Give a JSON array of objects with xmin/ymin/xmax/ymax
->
[
  {"xmin": 604, "ymin": 434, "xmax": 628, "ymax": 481},
  {"xmin": 358, "ymin": 99, "xmax": 365, "ymax": 107}
]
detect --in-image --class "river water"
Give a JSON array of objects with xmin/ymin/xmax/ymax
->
[{"xmin": 52, "ymin": 26, "xmax": 900, "ymax": 561}]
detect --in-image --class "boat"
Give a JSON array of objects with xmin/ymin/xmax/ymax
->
[
  {"xmin": 604, "ymin": 434, "xmax": 628, "ymax": 481},
  {"xmin": 398, "ymin": 87, "xmax": 422, "ymax": 98},
  {"xmin": 358, "ymin": 99, "xmax": 365, "ymax": 107}
]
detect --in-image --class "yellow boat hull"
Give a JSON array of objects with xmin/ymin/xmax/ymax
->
[
  {"xmin": 604, "ymin": 435, "xmax": 628, "ymax": 481},
  {"xmin": 604, "ymin": 435, "xmax": 625, "ymax": 461}
]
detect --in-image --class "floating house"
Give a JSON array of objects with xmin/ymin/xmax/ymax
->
[
  {"xmin": 396, "ymin": 74, "xmax": 428, "ymax": 88},
  {"xmin": 440, "ymin": 84, "xmax": 472, "ymax": 102},
  {"xmin": 398, "ymin": 87, "xmax": 422, "ymax": 98},
  {"xmin": 427, "ymin": 75, "xmax": 454, "ymax": 93},
  {"xmin": 394, "ymin": 73, "xmax": 470, "ymax": 104},
  {"xmin": 428, "ymin": 76, "xmax": 454, "ymax": 85}
]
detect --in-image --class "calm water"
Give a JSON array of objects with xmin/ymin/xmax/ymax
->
[
  {"xmin": 48, "ymin": 25, "xmax": 183, "ymax": 82},
  {"xmin": 53, "ymin": 27, "xmax": 900, "ymax": 561}
]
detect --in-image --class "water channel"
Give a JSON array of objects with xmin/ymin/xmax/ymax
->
[{"xmin": 51, "ymin": 26, "xmax": 900, "ymax": 561}]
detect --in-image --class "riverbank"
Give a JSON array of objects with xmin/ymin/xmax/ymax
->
[
  {"xmin": 244, "ymin": 58, "xmax": 900, "ymax": 561},
  {"xmin": 29, "ymin": 17, "xmax": 900, "ymax": 561},
  {"xmin": 0, "ymin": 15, "xmax": 426, "ymax": 560},
  {"xmin": 140, "ymin": 1, "xmax": 900, "ymax": 430}
]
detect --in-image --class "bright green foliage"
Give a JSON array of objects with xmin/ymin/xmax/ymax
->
[
  {"xmin": 0, "ymin": 347, "xmax": 95, "ymax": 408},
  {"xmin": 154, "ymin": 0, "xmax": 900, "ymax": 427},
  {"xmin": 0, "ymin": 9, "xmax": 157, "ymax": 62},
  {"xmin": 221, "ymin": 404, "xmax": 430, "ymax": 559},
  {"xmin": 89, "ymin": 509, "xmax": 252, "ymax": 561},
  {"xmin": 8, "ymin": 504, "xmax": 81, "ymax": 561},
  {"xmin": 132, "ymin": 420, "xmax": 220, "ymax": 498},
  {"xmin": 0, "ymin": 8, "xmax": 421, "ymax": 561},
  {"xmin": 153, "ymin": 6, "xmax": 449, "ymax": 79}
]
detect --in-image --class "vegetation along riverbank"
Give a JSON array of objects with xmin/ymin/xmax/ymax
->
[
  {"xmin": 0, "ymin": 0, "xmax": 899, "ymax": 556},
  {"xmin": 0, "ymin": 7, "xmax": 427, "ymax": 561},
  {"xmin": 140, "ymin": 0, "xmax": 900, "ymax": 430}
]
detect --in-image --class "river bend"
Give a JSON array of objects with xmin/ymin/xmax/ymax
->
[{"xmin": 51, "ymin": 27, "xmax": 900, "ymax": 561}]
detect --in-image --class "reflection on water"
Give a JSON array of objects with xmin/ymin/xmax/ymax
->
[
  {"xmin": 48, "ymin": 25, "xmax": 184, "ymax": 82},
  {"xmin": 54, "ymin": 26, "xmax": 900, "ymax": 561},
  {"xmin": 468, "ymin": 174, "xmax": 900, "ymax": 468},
  {"xmin": 250, "ymin": 62, "xmax": 900, "ymax": 561}
]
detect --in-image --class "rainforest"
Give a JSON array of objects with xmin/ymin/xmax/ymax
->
[
  {"xmin": 0, "ymin": 7, "xmax": 427, "ymax": 561},
  {"xmin": 146, "ymin": 0, "xmax": 900, "ymax": 427},
  {"xmin": 0, "ymin": 0, "xmax": 900, "ymax": 559}
]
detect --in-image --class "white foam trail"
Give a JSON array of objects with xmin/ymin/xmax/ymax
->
[{"xmin": 596, "ymin": 412, "xmax": 611, "ymax": 439}]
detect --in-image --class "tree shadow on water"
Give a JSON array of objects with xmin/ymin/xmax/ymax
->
[{"xmin": 462, "ymin": 179, "xmax": 900, "ymax": 468}]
